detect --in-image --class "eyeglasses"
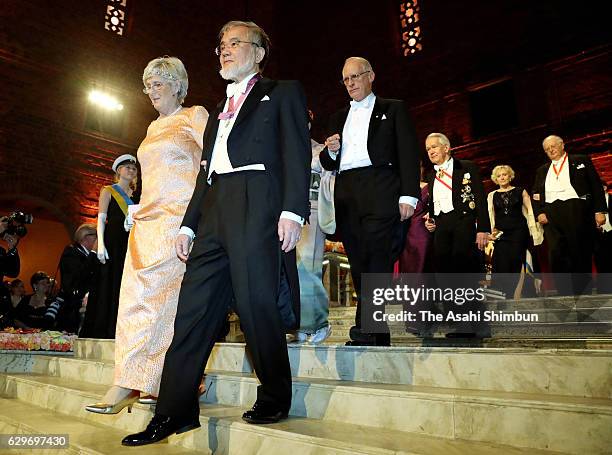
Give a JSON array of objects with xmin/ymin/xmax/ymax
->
[
  {"xmin": 215, "ymin": 40, "xmax": 260, "ymax": 56},
  {"xmin": 341, "ymin": 70, "xmax": 371, "ymax": 85},
  {"xmin": 142, "ymin": 81, "xmax": 166, "ymax": 94}
]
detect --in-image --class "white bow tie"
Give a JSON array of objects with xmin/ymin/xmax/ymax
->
[
  {"xmin": 350, "ymin": 98, "xmax": 371, "ymax": 110},
  {"xmin": 434, "ymin": 162, "xmax": 450, "ymax": 172},
  {"xmin": 552, "ymin": 155, "xmax": 566, "ymax": 166}
]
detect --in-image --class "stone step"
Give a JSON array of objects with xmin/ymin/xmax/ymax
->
[
  {"xmin": 3, "ymin": 368, "xmax": 611, "ymax": 454},
  {"xmin": 198, "ymin": 370, "xmax": 612, "ymax": 454},
  {"xmin": 26, "ymin": 343, "xmax": 612, "ymax": 399},
  {"xmin": 0, "ymin": 374, "xmax": 555, "ymax": 455},
  {"xmin": 329, "ymin": 299, "xmax": 612, "ymax": 342},
  {"xmin": 0, "ymin": 397, "xmax": 197, "ymax": 455}
]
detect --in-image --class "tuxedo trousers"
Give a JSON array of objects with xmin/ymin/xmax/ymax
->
[
  {"xmin": 335, "ymin": 166, "xmax": 399, "ymax": 339},
  {"xmin": 433, "ymin": 210, "xmax": 479, "ymax": 273},
  {"xmin": 543, "ymin": 198, "xmax": 593, "ymax": 295},
  {"xmin": 155, "ymin": 171, "xmax": 291, "ymax": 421},
  {"xmin": 432, "ymin": 210, "xmax": 485, "ymax": 334}
]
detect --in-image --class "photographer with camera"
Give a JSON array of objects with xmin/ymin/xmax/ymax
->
[
  {"xmin": 0, "ymin": 214, "xmax": 24, "ymax": 282},
  {"xmin": 0, "ymin": 214, "xmax": 26, "ymax": 328}
]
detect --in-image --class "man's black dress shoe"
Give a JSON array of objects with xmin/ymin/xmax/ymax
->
[
  {"xmin": 242, "ymin": 402, "xmax": 288, "ymax": 424},
  {"xmin": 121, "ymin": 414, "xmax": 200, "ymax": 446}
]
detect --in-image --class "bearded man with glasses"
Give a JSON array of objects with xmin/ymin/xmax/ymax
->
[
  {"xmin": 319, "ymin": 57, "xmax": 420, "ymax": 346},
  {"xmin": 122, "ymin": 20, "xmax": 310, "ymax": 446}
]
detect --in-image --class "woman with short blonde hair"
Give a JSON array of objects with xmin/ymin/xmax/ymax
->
[
  {"xmin": 142, "ymin": 56, "xmax": 189, "ymax": 104},
  {"xmin": 487, "ymin": 164, "xmax": 543, "ymax": 298},
  {"xmin": 86, "ymin": 56, "xmax": 209, "ymax": 414},
  {"xmin": 80, "ymin": 154, "xmax": 138, "ymax": 339}
]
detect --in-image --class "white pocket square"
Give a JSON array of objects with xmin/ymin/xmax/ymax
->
[
  {"xmin": 261, "ymin": 95, "xmax": 270, "ymax": 101},
  {"xmin": 576, "ymin": 163, "xmax": 585, "ymax": 169},
  {"xmin": 381, "ymin": 114, "xmax": 387, "ymax": 120}
]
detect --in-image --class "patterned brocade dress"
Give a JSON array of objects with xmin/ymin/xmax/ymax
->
[{"xmin": 114, "ymin": 106, "xmax": 208, "ymax": 395}]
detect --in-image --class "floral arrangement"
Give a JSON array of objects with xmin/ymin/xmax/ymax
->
[{"xmin": 0, "ymin": 328, "xmax": 76, "ymax": 352}]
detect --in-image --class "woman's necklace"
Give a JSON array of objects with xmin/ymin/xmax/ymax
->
[{"xmin": 159, "ymin": 105, "xmax": 182, "ymax": 119}]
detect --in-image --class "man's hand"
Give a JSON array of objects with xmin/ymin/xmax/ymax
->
[
  {"xmin": 537, "ymin": 213, "xmax": 548, "ymax": 225},
  {"xmin": 475, "ymin": 232, "xmax": 489, "ymax": 251},
  {"xmin": 595, "ymin": 212, "xmax": 606, "ymax": 227},
  {"xmin": 324, "ymin": 134, "xmax": 341, "ymax": 152},
  {"xmin": 175, "ymin": 233, "xmax": 192, "ymax": 262},
  {"xmin": 278, "ymin": 218, "xmax": 302, "ymax": 252},
  {"xmin": 424, "ymin": 215, "xmax": 436, "ymax": 232},
  {"xmin": 399, "ymin": 203, "xmax": 415, "ymax": 221}
]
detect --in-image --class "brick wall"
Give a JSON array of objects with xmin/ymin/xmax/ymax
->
[{"xmin": 1, "ymin": 0, "xmax": 610, "ymax": 236}]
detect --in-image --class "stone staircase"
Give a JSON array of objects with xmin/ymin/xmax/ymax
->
[
  {"xmin": 327, "ymin": 294, "xmax": 612, "ymax": 347},
  {"xmin": 1, "ymin": 337, "xmax": 611, "ymax": 454}
]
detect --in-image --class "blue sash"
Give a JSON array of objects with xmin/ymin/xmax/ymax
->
[{"xmin": 108, "ymin": 184, "xmax": 134, "ymax": 216}]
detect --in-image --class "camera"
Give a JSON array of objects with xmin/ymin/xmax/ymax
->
[{"xmin": 1, "ymin": 211, "xmax": 34, "ymax": 238}]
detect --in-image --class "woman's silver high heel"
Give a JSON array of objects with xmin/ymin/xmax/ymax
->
[{"xmin": 85, "ymin": 394, "xmax": 139, "ymax": 415}]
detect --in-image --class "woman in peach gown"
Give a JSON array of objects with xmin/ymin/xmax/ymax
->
[{"xmin": 86, "ymin": 56, "xmax": 208, "ymax": 414}]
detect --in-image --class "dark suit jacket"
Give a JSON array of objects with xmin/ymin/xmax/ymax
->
[
  {"xmin": 532, "ymin": 154, "xmax": 607, "ymax": 217},
  {"xmin": 59, "ymin": 243, "xmax": 98, "ymax": 302},
  {"xmin": 427, "ymin": 159, "xmax": 491, "ymax": 233},
  {"xmin": 0, "ymin": 246, "xmax": 19, "ymax": 282},
  {"xmin": 319, "ymin": 97, "xmax": 420, "ymax": 199},
  {"xmin": 182, "ymin": 77, "xmax": 311, "ymax": 231},
  {"xmin": 181, "ymin": 77, "xmax": 311, "ymax": 330}
]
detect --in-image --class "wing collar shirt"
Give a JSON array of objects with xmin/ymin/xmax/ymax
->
[
  {"xmin": 433, "ymin": 157, "xmax": 454, "ymax": 215},
  {"xmin": 339, "ymin": 92, "xmax": 376, "ymax": 172},
  {"xmin": 329, "ymin": 92, "xmax": 417, "ymax": 208},
  {"xmin": 544, "ymin": 153, "xmax": 579, "ymax": 203},
  {"xmin": 208, "ymin": 72, "xmax": 265, "ymax": 181},
  {"xmin": 180, "ymin": 73, "xmax": 303, "ymax": 241}
]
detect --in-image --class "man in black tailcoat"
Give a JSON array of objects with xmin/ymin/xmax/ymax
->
[
  {"xmin": 532, "ymin": 135, "xmax": 607, "ymax": 295},
  {"xmin": 318, "ymin": 57, "xmax": 420, "ymax": 346},
  {"xmin": 122, "ymin": 20, "xmax": 310, "ymax": 446}
]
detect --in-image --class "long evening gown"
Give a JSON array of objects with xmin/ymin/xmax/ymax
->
[
  {"xmin": 492, "ymin": 187, "xmax": 529, "ymax": 296},
  {"xmin": 399, "ymin": 185, "xmax": 432, "ymax": 273},
  {"xmin": 113, "ymin": 105, "xmax": 208, "ymax": 396},
  {"xmin": 81, "ymin": 191, "xmax": 136, "ymax": 339}
]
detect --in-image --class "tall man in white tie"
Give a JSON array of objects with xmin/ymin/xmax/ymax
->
[
  {"xmin": 122, "ymin": 20, "xmax": 310, "ymax": 446},
  {"xmin": 532, "ymin": 135, "xmax": 607, "ymax": 294},
  {"xmin": 319, "ymin": 57, "xmax": 420, "ymax": 346}
]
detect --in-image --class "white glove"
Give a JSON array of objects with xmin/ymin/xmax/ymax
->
[
  {"xmin": 124, "ymin": 204, "xmax": 140, "ymax": 232},
  {"xmin": 124, "ymin": 212, "xmax": 133, "ymax": 232},
  {"xmin": 97, "ymin": 213, "xmax": 109, "ymax": 264}
]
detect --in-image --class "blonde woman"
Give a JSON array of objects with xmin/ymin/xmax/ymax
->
[
  {"xmin": 86, "ymin": 56, "xmax": 208, "ymax": 414},
  {"xmin": 487, "ymin": 165, "xmax": 543, "ymax": 297},
  {"xmin": 80, "ymin": 155, "xmax": 138, "ymax": 339}
]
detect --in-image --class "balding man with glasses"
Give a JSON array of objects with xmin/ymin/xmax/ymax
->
[{"xmin": 319, "ymin": 57, "xmax": 420, "ymax": 346}]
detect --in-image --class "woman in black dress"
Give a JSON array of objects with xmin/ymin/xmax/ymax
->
[
  {"xmin": 487, "ymin": 165, "xmax": 543, "ymax": 298},
  {"xmin": 81, "ymin": 155, "xmax": 138, "ymax": 338},
  {"xmin": 14, "ymin": 272, "xmax": 52, "ymax": 329}
]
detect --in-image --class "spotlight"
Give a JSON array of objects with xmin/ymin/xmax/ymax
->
[{"xmin": 88, "ymin": 90, "xmax": 124, "ymax": 111}]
